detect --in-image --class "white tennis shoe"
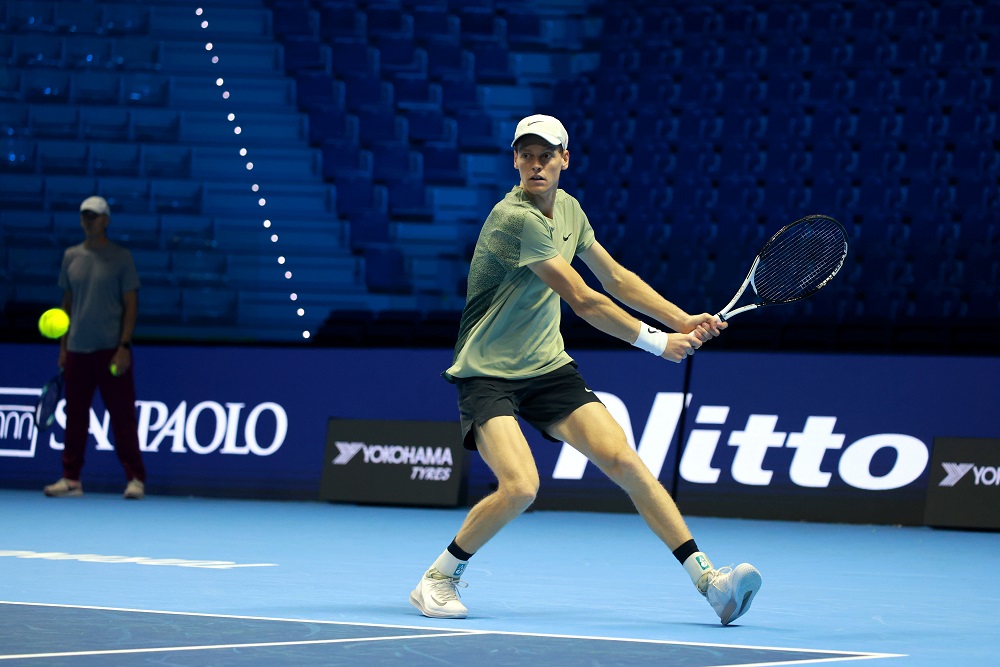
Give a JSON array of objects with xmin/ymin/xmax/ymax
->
[
  {"xmin": 43, "ymin": 478, "xmax": 83, "ymax": 497},
  {"xmin": 409, "ymin": 568, "xmax": 468, "ymax": 619},
  {"xmin": 700, "ymin": 563, "xmax": 762, "ymax": 625}
]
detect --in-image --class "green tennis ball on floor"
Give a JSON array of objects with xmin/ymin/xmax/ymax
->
[{"xmin": 38, "ymin": 308, "xmax": 70, "ymax": 339}]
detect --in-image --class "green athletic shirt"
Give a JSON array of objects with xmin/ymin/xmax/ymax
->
[{"xmin": 444, "ymin": 185, "xmax": 596, "ymax": 382}]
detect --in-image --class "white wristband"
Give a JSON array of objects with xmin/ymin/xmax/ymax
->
[{"xmin": 633, "ymin": 322, "xmax": 669, "ymax": 356}]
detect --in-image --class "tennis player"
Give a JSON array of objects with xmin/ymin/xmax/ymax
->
[{"xmin": 410, "ymin": 115, "xmax": 762, "ymax": 625}]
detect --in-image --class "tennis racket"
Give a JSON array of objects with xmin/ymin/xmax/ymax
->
[
  {"xmin": 716, "ymin": 214, "xmax": 848, "ymax": 321},
  {"xmin": 34, "ymin": 369, "xmax": 64, "ymax": 433}
]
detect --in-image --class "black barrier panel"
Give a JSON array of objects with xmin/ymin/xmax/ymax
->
[
  {"xmin": 924, "ymin": 437, "xmax": 1000, "ymax": 530},
  {"xmin": 320, "ymin": 419, "xmax": 466, "ymax": 507}
]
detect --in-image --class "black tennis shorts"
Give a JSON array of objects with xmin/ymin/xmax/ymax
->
[{"xmin": 454, "ymin": 361, "xmax": 604, "ymax": 450}]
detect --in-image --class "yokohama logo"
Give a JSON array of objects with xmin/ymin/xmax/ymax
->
[
  {"xmin": 939, "ymin": 463, "xmax": 974, "ymax": 487},
  {"xmin": 332, "ymin": 441, "xmax": 454, "ymax": 466},
  {"xmin": 939, "ymin": 463, "xmax": 1000, "ymax": 487}
]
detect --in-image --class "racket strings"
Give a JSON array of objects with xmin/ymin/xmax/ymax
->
[{"xmin": 754, "ymin": 218, "xmax": 847, "ymax": 302}]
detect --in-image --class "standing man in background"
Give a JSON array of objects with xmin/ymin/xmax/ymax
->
[
  {"xmin": 409, "ymin": 115, "xmax": 761, "ymax": 625},
  {"xmin": 44, "ymin": 196, "xmax": 146, "ymax": 500}
]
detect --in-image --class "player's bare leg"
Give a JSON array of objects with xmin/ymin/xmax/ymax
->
[
  {"xmin": 550, "ymin": 402, "xmax": 762, "ymax": 625},
  {"xmin": 549, "ymin": 402, "xmax": 692, "ymax": 549},
  {"xmin": 410, "ymin": 416, "xmax": 539, "ymax": 619}
]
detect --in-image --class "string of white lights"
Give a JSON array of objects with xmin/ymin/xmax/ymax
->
[{"xmin": 194, "ymin": 6, "xmax": 311, "ymax": 341}]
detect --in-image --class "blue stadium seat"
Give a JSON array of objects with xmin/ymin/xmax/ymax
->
[
  {"xmin": 182, "ymin": 287, "xmax": 238, "ymax": 323},
  {"xmin": 373, "ymin": 36, "xmax": 425, "ymax": 76},
  {"xmin": 80, "ymin": 106, "xmax": 129, "ymax": 140},
  {"xmin": 350, "ymin": 207, "xmax": 392, "ymax": 250},
  {"xmin": 143, "ymin": 144, "xmax": 192, "ymax": 178},
  {"xmin": 424, "ymin": 37, "xmax": 474, "ymax": 80},
  {"xmin": 328, "ymin": 38, "xmax": 377, "ymax": 76},
  {"xmin": 131, "ymin": 108, "xmax": 179, "ymax": 142},
  {"xmin": 91, "ymin": 142, "xmax": 141, "ymax": 176},
  {"xmin": 364, "ymin": 247, "xmax": 410, "ymax": 294},
  {"xmin": 73, "ymin": 70, "xmax": 123, "ymax": 105},
  {"xmin": 63, "ymin": 34, "xmax": 114, "ymax": 68},
  {"xmin": 848, "ymin": 31, "xmax": 892, "ymax": 65},
  {"xmin": 152, "ymin": 179, "xmax": 203, "ymax": 214},
  {"xmin": 371, "ymin": 141, "xmax": 421, "ymax": 183},
  {"xmin": 111, "ymin": 36, "xmax": 162, "ymax": 70},
  {"xmin": 456, "ymin": 110, "xmax": 503, "ymax": 151},
  {"xmin": 1, "ymin": 135, "xmax": 34, "ymax": 172},
  {"xmin": 321, "ymin": 138, "xmax": 372, "ymax": 179},
  {"xmin": 173, "ymin": 250, "xmax": 227, "ymax": 286},
  {"xmin": 336, "ymin": 173, "xmax": 386, "ymax": 219},
  {"xmin": 46, "ymin": 174, "xmax": 97, "ymax": 210},
  {"xmin": 318, "ymin": 2, "xmax": 364, "ymax": 41},
  {"xmin": 392, "ymin": 73, "xmax": 441, "ymax": 110},
  {"xmin": 22, "ymin": 68, "xmax": 71, "ymax": 103},
  {"xmin": 404, "ymin": 106, "xmax": 454, "ymax": 143},
  {"xmin": 102, "ymin": 4, "xmax": 149, "ymax": 35},
  {"xmin": 412, "ymin": 6, "xmax": 459, "ymax": 43},
  {"xmin": 29, "ymin": 104, "xmax": 79, "ymax": 138},
  {"xmin": 98, "ymin": 176, "xmax": 152, "ymax": 214},
  {"xmin": 366, "ymin": 5, "xmax": 413, "ymax": 38},
  {"xmin": 386, "ymin": 177, "xmax": 433, "ymax": 221},
  {"xmin": 469, "ymin": 42, "xmax": 516, "ymax": 84},
  {"xmin": 307, "ymin": 104, "xmax": 356, "ymax": 144},
  {"xmin": 271, "ymin": 1, "xmax": 318, "ymax": 40},
  {"xmin": 14, "ymin": 33, "xmax": 63, "ymax": 67},
  {"xmin": 356, "ymin": 105, "xmax": 406, "ymax": 146},
  {"xmin": 422, "ymin": 143, "xmax": 466, "ymax": 184},
  {"xmin": 343, "ymin": 72, "xmax": 391, "ymax": 112},
  {"xmin": 121, "ymin": 72, "xmax": 171, "ymax": 106},
  {"xmin": 296, "ymin": 71, "xmax": 345, "ymax": 110},
  {"xmin": 7, "ymin": 1, "xmax": 57, "ymax": 32},
  {"xmin": 0, "ymin": 174, "xmax": 45, "ymax": 209},
  {"xmin": 283, "ymin": 37, "xmax": 331, "ymax": 73}
]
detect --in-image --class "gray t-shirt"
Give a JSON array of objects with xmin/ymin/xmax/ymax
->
[
  {"xmin": 444, "ymin": 186, "xmax": 595, "ymax": 381},
  {"xmin": 58, "ymin": 242, "xmax": 140, "ymax": 353}
]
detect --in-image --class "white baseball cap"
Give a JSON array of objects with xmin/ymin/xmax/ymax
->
[
  {"xmin": 80, "ymin": 196, "xmax": 110, "ymax": 216},
  {"xmin": 511, "ymin": 114, "xmax": 569, "ymax": 150}
]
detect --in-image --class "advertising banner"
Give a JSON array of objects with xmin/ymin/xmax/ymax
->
[
  {"xmin": 319, "ymin": 419, "xmax": 466, "ymax": 507},
  {"xmin": 2, "ymin": 343, "xmax": 997, "ymax": 525},
  {"xmin": 0, "ymin": 344, "xmax": 458, "ymax": 498},
  {"xmin": 924, "ymin": 437, "xmax": 1000, "ymax": 530},
  {"xmin": 676, "ymin": 353, "xmax": 1000, "ymax": 525}
]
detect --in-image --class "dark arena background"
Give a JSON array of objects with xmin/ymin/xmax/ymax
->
[{"xmin": 1, "ymin": 2, "xmax": 998, "ymax": 665}]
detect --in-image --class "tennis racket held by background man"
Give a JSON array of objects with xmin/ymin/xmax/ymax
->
[
  {"xmin": 34, "ymin": 369, "xmax": 64, "ymax": 433},
  {"xmin": 715, "ymin": 214, "xmax": 848, "ymax": 322}
]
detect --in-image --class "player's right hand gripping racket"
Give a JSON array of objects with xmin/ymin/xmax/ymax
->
[
  {"xmin": 34, "ymin": 369, "xmax": 64, "ymax": 433},
  {"xmin": 716, "ymin": 214, "xmax": 848, "ymax": 322}
]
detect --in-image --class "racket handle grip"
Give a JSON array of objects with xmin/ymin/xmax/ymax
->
[{"xmin": 715, "ymin": 312, "xmax": 728, "ymax": 323}]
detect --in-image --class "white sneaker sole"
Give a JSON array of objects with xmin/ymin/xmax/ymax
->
[
  {"xmin": 409, "ymin": 590, "xmax": 467, "ymax": 619},
  {"xmin": 720, "ymin": 565, "xmax": 762, "ymax": 625}
]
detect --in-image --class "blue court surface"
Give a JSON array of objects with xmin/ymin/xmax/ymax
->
[{"xmin": 1, "ymin": 489, "xmax": 996, "ymax": 665}]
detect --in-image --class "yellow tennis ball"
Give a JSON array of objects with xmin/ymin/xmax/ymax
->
[{"xmin": 38, "ymin": 308, "xmax": 70, "ymax": 339}]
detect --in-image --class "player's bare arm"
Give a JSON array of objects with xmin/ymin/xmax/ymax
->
[
  {"xmin": 528, "ymin": 254, "xmax": 701, "ymax": 362},
  {"xmin": 578, "ymin": 241, "xmax": 727, "ymax": 339}
]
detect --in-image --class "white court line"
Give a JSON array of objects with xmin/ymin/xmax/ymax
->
[
  {"xmin": 0, "ymin": 633, "xmax": 479, "ymax": 661},
  {"xmin": 0, "ymin": 601, "xmax": 906, "ymax": 664}
]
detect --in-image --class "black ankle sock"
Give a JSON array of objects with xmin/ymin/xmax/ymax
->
[
  {"xmin": 447, "ymin": 539, "xmax": 474, "ymax": 561},
  {"xmin": 672, "ymin": 539, "xmax": 699, "ymax": 565}
]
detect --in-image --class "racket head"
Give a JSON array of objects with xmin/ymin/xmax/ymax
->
[
  {"xmin": 34, "ymin": 369, "xmax": 64, "ymax": 432},
  {"xmin": 751, "ymin": 214, "xmax": 848, "ymax": 305}
]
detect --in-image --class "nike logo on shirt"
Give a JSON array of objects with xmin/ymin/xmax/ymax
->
[{"xmin": 563, "ymin": 233, "xmax": 572, "ymax": 241}]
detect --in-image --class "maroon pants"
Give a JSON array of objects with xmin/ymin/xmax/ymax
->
[{"xmin": 62, "ymin": 348, "xmax": 146, "ymax": 483}]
